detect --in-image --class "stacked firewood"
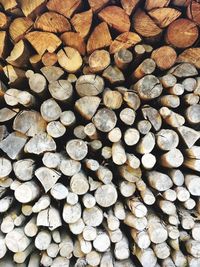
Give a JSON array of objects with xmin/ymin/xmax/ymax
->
[{"xmin": 0, "ymin": 0, "xmax": 200, "ymax": 266}]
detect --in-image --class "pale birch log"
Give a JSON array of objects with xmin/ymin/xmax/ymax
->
[
  {"xmin": 60, "ymin": 110, "xmax": 76, "ymax": 127},
  {"xmin": 13, "ymin": 159, "xmax": 35, "ymax": 181},
  {"xmin": 14, "ymin": 181, "xmax": 40, "ymax": 203},
  {"xmin": 5, "ymin": 228, "xmax": 30, "ymax": 252},
  {"xmin": 32, "ymin": 195, "xmax": 50, "ymax": 213},
  {"xmin": 83, "ymin": 206, "xmax": 103, "ymax": 227},
  {"xmin": 93, "ymin": 231, "xmax": 111, "ymax": 252}
]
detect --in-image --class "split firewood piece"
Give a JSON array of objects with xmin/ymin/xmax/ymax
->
[
  {"xmin": 20, "ymin": 100, "xmax": 40, "ymax": 119},
  {"xmin": 57, "ymin": 46, "xmax": 82, "ymax": 73},
  {"xmin": 42, "ymin": 52, "xmax": 57, "ymax": 66},
  {"xmin": 60, "ymin": 32, "xmax": 86, "ymax": 55},
  {"xmin": 121, "ymin": 0, "xmax": 139, "ymax": 15},
  {"xmin": 132, "ymin": 10, "xmax": 162, "ymax": 40},
  {"xmin": 47, "ymin": 0, "xmax": 81, "ymax": 18},
  {"xmin": 24, "ymin": 133, "xmax": 56, "ymax": 155},
  {"xmin": 35, "ymin": 12, "xmax": 71, "ymax": 33},
  {"xmin": 95, "ymin": 184, "xmax": 118, "ymax": 208},
  {"xmin": 35, "ymin": 167, "xmax": 61, "ymax": 192},
  {"xmin": 14, "ymin": 181, "xmax": 40, "ymax": 203},
  {"xmin": 0, "ymin": 132, "xmax": 28, "ymax": 160},
  {"xmin": 159, "ymin": 107, "xmax": 185, "ymax": 128},
  {"xmin": 87, "ymin": 22, "xmax": 112, "ymax": 54},
  {"xmin": 0, "ymin": 107, "xmax": 18, "ymax": 122},
  {"xmin": 25, "ymin": 31, "xmax": 61, "ymax": 55},
  {"xmin": 88, "ymin": 50, "xmax": 110, "ymax": 72},
  {"xmin": 120, "ymin": 108, "xmax": 136, "ymax": 126},
  {"xmin": 147, "ymin": 171, "xmax": 173, "ymax": 191},
  {"xmin": 134, "ymin": 75, "xmax": 163, "ymax": 100},
  {"xmin": 71, "ymin": 9, "xmax": 92, "ymax": 38},
  {"xmin": 151, "ymin": 46, "xmax": 177, "ymax": 70},
  {"xmin": 186, "ymin": 104, "xmax": 200, "ymax": 124},
  {"xmin": 0, "ymin": 31, "xmax": 8, "ymax": 59},
  {"xmin": 0, "ymin": 125, "xmax": 8, "ymax": 141},
  {"xmin": 177, "ymin": 126, "xmax": 200, "ymax": 148},
  {"xmin": 136, "ymin": 132, "xmax": 155, "ymax": 154},
  {"xmin": 75, "ymin": 96, "xmax": 101, "ymax": 120},
  {"xmin": 76, "ymin": 74, "xmax": 104, "ymax": 96},
  {"xmin": 0, "ymin": 0, "xmax": 17, "ymax": 11},
  {"xmin": 98, "ymin": 6, "xmax": 130, "ymax": 33},
  {"xmin": 6, "ymin": 40, "xmax": 30, "ymax": 68},
  {"xmin": 9, "ymin": 17, "xmax": 33, "ymax": 43},
  {"xmin": 3, "ymin": 65, "xmax": 26, "ymax": 87},
  {"xmin": 166, "ymin": 18, "xmax": 199, "ymax": 48},
  {"xmin": 122, "ymin": 91, "xmax": 141, "ymax": 110},
  {"xmin": 148, "ymin": 8, "xmax": 181, "ymax": 28},
  {"xmin": 0, "ymin": 157, "xmax": 12, "ymax": 178},
  {"xmin": 41, "ymin": 98, "xmax": 62, "ymax": 122},
  {"xmin": 110, "ymin": 32, "xmax": 141, "ymax": 54},
  {"xmin": 66, "ymin": 139, "xmax": 88, "ymax": 160},
  {"xmin": 170, "ymin": 63, "xmax": 198, "ymax": 78},
  {"xmin": 37, "ymin": 206, "xmax": 62, "ymax": 230},
  {"xmin": 18, "ymin": 0, "xmax": 46, "ymax": 17},
  {"xmin": 40, "ymin": 66, "xmax": 64, "ymax": 83},
  {"xmin": 88, "ymin": 0, "xmax": 109, "ymax": 12},
  {"xmin": 29, "ymin": 54, "xmax": 42, "ymax": 69},
  {"xmin": 187, "ymin": 1, "xmax": 200, "ymax": 25},
  {"xmin": 131, "ymin": 58, "xmax": 156, "ymax": 79},
  {"xmin": 103, "ymin": 66, "xmax": 125, "ymax": 84},
  {"xmin": 145, "ymin": 0, "xmax": 170, "ymax": 10},
  {"xmin": 48, "ymin": 80, "xmax": 73, "ymax": 102},
  {"xmin": 142, "ymin": 105, "xmax": 162, "ymax": 131},
  {"xmin": 93, "ymin": 108, "xmax": 117, "ymax": 132},
  {"xmin": 114, "ymin": 49, "xmax": 133, "ymax": 70},
  {"xmin": 103, "ymin": 89, "xmax": 123, "ymax": 110}
]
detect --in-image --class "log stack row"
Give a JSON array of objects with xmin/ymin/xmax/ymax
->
[{"xmin": 0, "ymin": 0, "xmax": 200, "ymax": 266}]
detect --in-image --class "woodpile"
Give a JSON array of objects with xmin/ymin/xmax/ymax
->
[{"xmin": 1, "ymin": 0, "xmax": 200, "ymax": 266}]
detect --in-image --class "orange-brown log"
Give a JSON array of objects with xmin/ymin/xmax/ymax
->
[
  {"xmin": 0, "ymin": 12, "xmax": 9, "ymax": 29},
  {"xmin": 87, "ymin": 22, "xmax": 112, "ymax": 54},
  {"xmin": 177, "ymin": 48, "xmax": 200, "ymax": 69},
  {"xmin": 121, "ymin": 0, "xmax": 139, "ymax": 15},
  {"xmin": 98, "ymin": 6, "xmax": 130, "ymax": 33},
  {"xmin": 109, "ymin": 32, "xmax": 141, "ymax": 54},
  {"xmin": 166, "ymin": 18, "xmax": 199, "ymax": 48},
  {"xmin": 9, "ymin": 17, "xmax": 33, "ymax": 43},
  {"xmin": 61, "ymin": 32, "xmax": 86, "ymax": 55},
  {"xmin": 6, "ymin": 40, "xmax": 31, "ymax": 68},
  {"xmin": 71, "ymin": 9, "xmax": 92, "ymax": 38},
  {"xmin": 148, "ymin": 8, "xmax": 181, "ymax": 28},
  {"xmin": 132, "ymin": 9, "xmax": 162, "ymax": 39},
  {"xmin": 41, "ymin": 52, "xmax": 58, "ymax": 66},
  {"xmin": 47, "ymin": 0, "xmax": 81, "ymax": 18},
  {"xmin": 18, "ymin": 0, "xmax": 46, "ymax": 17},
  {"xmin": 0, "ymin": 31, "xmax": 8, "ymax": 59},
  {"xmin": 151, "ymin": 46, "xmax": 177, "ymax": 70},
  {"xmin": 187, "ymin": 1, "xmax": 200, "ymax": 25},
  {"xmin": 88, "ymin": 0, "xmax": 109, "ymax": 12},
  {"xmin": 145, "ymin": 0, "xmax": 170, "ymax": 10},
  {"xmin": 25, "ymin": 31, "xmax": 61, "ymax": 55},
  {"xmin": 0, "ymin": 0, "xmax": 17, "ymax": 11},
  {"xmin": 34, "ymin": 11, "xmax": 71, "ymax": 33}
]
